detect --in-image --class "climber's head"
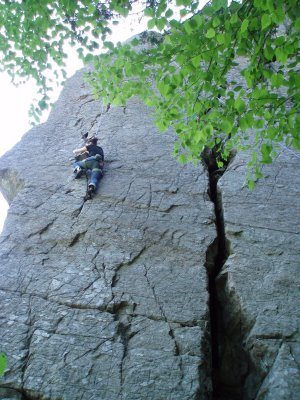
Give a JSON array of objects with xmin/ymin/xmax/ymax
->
[{"xmin": 88, "ymin": 137, "xmax": 98, "ymax": 145}]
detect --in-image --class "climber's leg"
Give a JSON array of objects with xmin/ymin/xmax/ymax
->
[{"xmin": 88, "ymin": 168, "xmax": 103, "ymax": 194}]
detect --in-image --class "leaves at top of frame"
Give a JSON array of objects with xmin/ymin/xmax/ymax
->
[{"xmin": 0, "ymin": 0, "xmax": 298, "ymax": 189}]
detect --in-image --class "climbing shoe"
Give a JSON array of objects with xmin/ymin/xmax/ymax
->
[
  {"xmin": 88, "ymin": 183, "xmax": 96, "ymax": 194},
  {"xmin": 84, "ymin": 184, "xmax": 96, "ymax": 200},
  {"xmin": 74, "ymin": 166, "xmax": 83, "ymax": 179}
]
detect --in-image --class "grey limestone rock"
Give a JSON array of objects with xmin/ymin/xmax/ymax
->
[
  {"xmin": 0, "ymin": 37, "xmax": 299, "ymax": 400},
  {"xmin": 0, "ymin": 68, "xmax": 214, "ymax": 399},
  {"xmin": 217, "ymin": 148, "xmax": 300, "ymax": 399}
]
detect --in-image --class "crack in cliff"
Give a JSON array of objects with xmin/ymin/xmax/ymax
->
[
  {"xmin": 27, "ymin": 219, "xmax": 56, "ymax": 238},
  {"xmin": 0, "ymin": 387, "xmax": 41, "ymax": 400},
  {"xmin": 111, "ymin": 246, "xmax": 147, "ymax": 290},
  {"xmin": 202, "ymin": 147, "xmax": 233, "ymax": 400},
  {"xmin": 113, "ymin": 302, "xmax": 137, "ymax": 399},
  {"xmin": 72, "ymin": 202, "xmax": 85, "ymax": 218},
  {"xmin": 202, "ymin": 146, "xmax": 279, "ymax": 399},
  {"xmin": 69, "ymin": 230, "xmax": 87, "ymax": 247},
  {"xmin": 117, "ymin": 320, "xmax": 130, "ymax": 398}
]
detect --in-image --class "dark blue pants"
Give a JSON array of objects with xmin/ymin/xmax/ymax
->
[{"xmin": 86, "ymin": 169, "xmax": 102, "ymax": 189}]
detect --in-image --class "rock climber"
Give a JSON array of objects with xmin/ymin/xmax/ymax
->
[
  {"xmin": 73, "ymin": 154, "xmax": 104, "ymax": 198},
  {"xmin": 72, "ymin": 137, "xmax": 104, "ymax": 198},
  {"xmin": 73, "ymin": 136, "xmax": 104, "ymax": 161}
]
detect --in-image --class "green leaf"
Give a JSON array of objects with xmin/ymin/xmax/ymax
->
[
  {"xmin": 144, "ymin": 8, "xmax": 154, "ymax": 18},
  {"xmin": 212, "ymin": 17, "xmax": 221, "ymax": 28},
  {"xmin": 221, "ymin": 118, "xmax": 233, "ymax": 134},
  {"xmin": 230, "ymin": 13, "xmax": 238, "ymax": 25},
  {"xmin": 115, "ymin": 5, "xmax": 129, "ymax": 18},
  {"xmin": 261, "ymin": 143, "xmax": 273, "ymax": 163},
  {"xmin": 275, "ymin": 47, "xmax": 288, "ymax": 64},
  {"xmin": 194, "ymin": 129, "xmax": 205, "ymax": 144},
  {"xmin": 165, "ymin": 9, "xmax": 173, "ymax": 18},
  {"xmin": 271, "ymin": 8, "xmax": 285, "ymax": 24},
  {"xmin": 205, "ymin": 124, "xmax": 214, "ymax": 136},
  {"xmin": 264, "ymin": 111, "xmax": 272, "ymax": 120},
  {"xmin": 211, "ymin": 0, "xmax": 228, "ymax": 11},
  {"xmin": 184, "ymin": 20, "xmax": 193, "ymax": 34},
  {"xmin": 178, "ymin": 154, "xmax": 187, "ymax": 164},
  {"xmin": 253, "ymin": 116, "xmax": 264, "ymax": 128},
  {"xmin": 241, "ymin": 19, "xmax": 249, "ymax": 33},
  {"xmin": 292, "ymin": 138, "xmax": 300, "ymax": 150},
  {"xmin": 0, "ymin": 353, "xmax": 7, "ymax": 377},
  {"xmin": 271, "ymin": 73, "xmax": 284, "ymax": 87},
  {"xmin": 264, "ymin": 45, "xmax": 274, "ymax": 61},
  {"xmin": 216, "ymin": 34, "xmax": 225, "ymax": 44},
  {"xmin": 147, "ymin": 19, "xmax": 156, "ymax": 29},
  {"xmin": 157, "ymin": 17, "xmax": 167, "ymax": 31},
  {"xmin": 261, "ymin": 14, "xmax": 271, "ymax": 30},
  {"xmin": 234, "ymin": 97, "xmax": 246, "ymax": 112},
  {"xmin": 131, "ymin": 38, "xmax": 139, "ymax": 46},
  {"xmin": 240, "ymin": 116, "xmax": 249, "ymax": 131},
  {"xmin": 38, "ymin": 100, "xmax": 48, "ymax": 110},
  {"xmin": 206, "ymin": 28, "xmax": 215, "ymax": 38},
  {"xmin": 103, "ymin": 41, "xmax": 114, "ymax": 50},
  {"xmin": 255, "ymin": 169, "xmax": 264, "ymax": 179},
  {"xmin": 248, "ymin": 179, "xmax": 255, "ymax": 190},
  {"xmin": 191, "ymin": 55, "xmax": 201, "ymax": 68},
  {"xmin": 194, "ymin": 14, "xmax": 204, "ymax": 27},
  {"xmin": 180, "ymin": 8, "xmax": 188, "ymax": 18}
]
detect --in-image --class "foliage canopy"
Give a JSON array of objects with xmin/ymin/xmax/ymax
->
[{"xmin": 0, "ymin": 0, "xmax": 299, "ymax": 185}]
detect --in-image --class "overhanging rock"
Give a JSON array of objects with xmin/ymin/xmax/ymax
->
[{"xmin": 0, "ymin": 68, "xmax": 215, "ymax": 399}]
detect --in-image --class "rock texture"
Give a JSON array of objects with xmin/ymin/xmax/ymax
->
[
  {"xmin": 0, "ymin": 47, "xmax": 299, "ymax": 400},
  {"xmin": 0, "ymin": 68, "xmax": 215, "ymax": 399},
  {"xmin": 217, "ymin": 149, "xmax": 300, "ymax": 399}
]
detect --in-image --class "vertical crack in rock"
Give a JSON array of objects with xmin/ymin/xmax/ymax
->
[
  {"xmin": 113, "ymin": 302, "xmax": 137, "ymax": 400},
  {"xmin": 117, "ymin": 319, "xmax": 130, "ymax": 398},
  {"xmin": 71, "ymin": 201, "xmax": 85, "ymax": 218},
  {"xmin": 202, "ymin": 147, "xmax": 233, "ymax": 400}
]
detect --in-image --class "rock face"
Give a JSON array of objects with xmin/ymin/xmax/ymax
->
[
  {"xmin": 0, "ymin": 57, "xmax": 299, "ymax": 400},
  {"xmin": 217, "ymin": 150, "xmax": 300, "ymax": 400},
  {"xmin": 0, "ymin": 68, "xmax": 215, "ymax": 400}
]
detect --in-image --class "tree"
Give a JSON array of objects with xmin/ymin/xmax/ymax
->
[
  {"xmin": 0, "ymin": 0, "xmax": 136, "ymax": 117},
  {"xmin": 0, "ymin": 0, "xmax": 299, "ymax": 186}
]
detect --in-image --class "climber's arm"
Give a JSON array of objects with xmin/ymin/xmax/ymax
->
[{"xmin": 73, "ymin": 146, "xmax": 87, "ymax": 157}]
